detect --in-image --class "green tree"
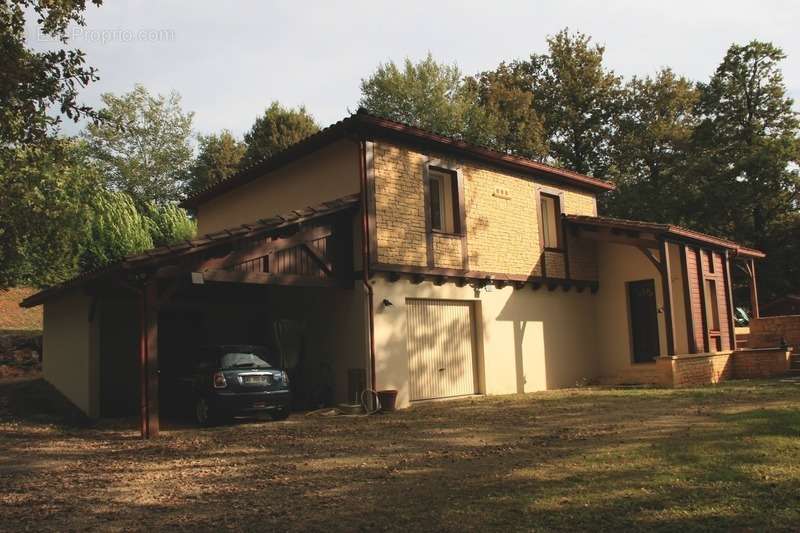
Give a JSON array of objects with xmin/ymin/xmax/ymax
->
[
  {"xmin": 691, "ymin": 41, "xmax": 800, "ymax": 301},
  {"xmin": 0, "ymin": 140, "xmax": 98, "ymax": 288},
  {"xmin": 241, "ymin": 102, "xmax": 319, "ymax": 167},
  {"xmin": 0, "ymin": 0, "xmax": 102, "ymax": 151},
  {"xmin": 604, "ymin": 69, "xmax": 700, "ymax": 222},
  {"xmin": 523, "ymin": 29, "xmax": 622, "ymax": 177},
  {"xmin": 84, "ymin": 85, "xmax": 195, "ymax": 205},
  {"xmin": 467, "ymin": 63, "xmax": 549, "ymax": 159},
  {"xmin": 187, "ymin": 130, "xmax": 246, "ymax": 196},
  {"xmin": 358, "ymin": 54, "xmax": 474, "ymax": 138},
  {"xmin": 80, "ymin": 191, "xmax": 154, "ymax": 272},
  {"xmin": 144, "ymin": 202, "xmax": 196, "ymax": 247}
]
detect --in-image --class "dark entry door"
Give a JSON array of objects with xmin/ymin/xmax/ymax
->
[{"xmin": 628, "ymin": 279, "xmax": 660, "ymax": 363}]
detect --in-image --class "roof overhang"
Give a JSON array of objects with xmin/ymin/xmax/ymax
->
[
  {"xmin": 21, "ymin": 195, "xmax": 361, "ymax": 308},
  {"xmin": 181, "ymin": 109, "xmax": 614, "ymax": 209},
  {"xmin": 565, "ymin": 215, "xmax": 766, "ymax": 259}
]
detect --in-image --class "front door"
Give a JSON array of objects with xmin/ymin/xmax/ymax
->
[{"xmin": 628, "ymin": 279, "xmax": 660, "ymax": 363}]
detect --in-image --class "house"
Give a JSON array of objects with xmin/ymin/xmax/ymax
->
[{"xmin": 21, "ymin": 110, "xmax": 791, "ymax": 437}]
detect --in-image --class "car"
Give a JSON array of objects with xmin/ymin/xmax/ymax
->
[{"xmin": 172, "ymin": 345, "xmax": 291, "ymax": 426}]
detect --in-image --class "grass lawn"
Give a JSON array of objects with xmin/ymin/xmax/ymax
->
[{"xmin": 1, "ymin": 377, "xmax": 799, "ymax": 532}]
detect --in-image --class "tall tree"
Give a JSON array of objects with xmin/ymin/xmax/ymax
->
[
  {"xmin": 84, "ymin": 85, "xmax": 195, "ymax": 205},
  {"xmin": 187, "ymin": 130, "xmax": 246, "ymax": 196},
  {"xmin": 358, "ymin": 54, "xmax": 474, "ymax": 138},
  {"xmin": 241, "ymin": 102, "xmax": 319, "ymax": 167},
  {"xmin": 467, "ymin": 64, "xmax": 549, "ymax": 159},
  {"xmin": 80, "ymin": 191, "xmax": 154, "ymax": 272},
  {"xmin": 523, "ymin": 29, "xmax": 622, "ymax": 177},
  {"xmin": 692, "ymin": 41, "xmax": 800, "ymax": 301},
  {"xmin": 692, "ymin": 41, "xmax": 799, "ymax": 246},
  {"xmin": 0, "ymin": 0, "xmax": 102, "ymax": 152},
  {"xmin": 604, "ymin": 69, "xmax": 700, "ymax": 222},
  {"xmin": 0, "ymin": 140, "xmax": 98, "ymax": 288}
]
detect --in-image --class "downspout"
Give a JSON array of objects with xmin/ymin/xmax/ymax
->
[{"xmin": 359, "ymin": 139, "xmax": 377, "ymax": 392}]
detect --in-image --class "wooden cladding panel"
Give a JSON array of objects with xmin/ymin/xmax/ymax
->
[
  {"xmin": 229, "ymin": 236, "xmax": 331, "ymax": 279},
  {"xmin": 712, "ymin": 253, "xmax": 732, "ymax": 351},
  {"xmin": 688, "ymin": 248, "xmax": 733, "ymax": 353},
  {"xmin": 685, "ymin": 248, "xmax": 706, "ymax": 353}
]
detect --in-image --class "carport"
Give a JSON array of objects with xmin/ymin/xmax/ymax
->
[{"xmin": 22, "ymin": 195, "xmax": 368, "ymax": 438}]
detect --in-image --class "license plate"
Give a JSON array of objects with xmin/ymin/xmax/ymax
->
[
  {"xmin": 243, "ymin": 375, "xmax": 267, "ymax": 385},
  {"xmin": 252, "ymin": 401, "xmax": 266, "ymax": 408}
]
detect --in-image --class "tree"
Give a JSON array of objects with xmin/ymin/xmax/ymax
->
[
  {"xmin": 84, "ymin": 85, "xmax": 195, "ymax": 205},
  {"xmin": 144, "ymin": 202, "xmax": 196, "ymax": 247},
  {"xmin": 0, "ymin": 139, "xmax": 98, "ymax": 288},
  {"xmin": 0, "ymin": 0, "xmax": 102, "ymax": 151},
  {"xmin": 187, "ymin": 130, "xmax": 246, "ymax": 196},
  {"xmin": 467, "ymin": 64, "xmax": 549, "ymax": 159},
  {"xmin": 358, "ymin": 54, "xmax": 474, "ymax": 138},
  {"xmin": 691, "ymin": 41, "xmax": 800, "ymax": 301},
  {"xmin": 604, "ymin": 69, "xmax": 700, "ymax": 222},
  {"xmin": 523, "ymin": 29, "xmax": 622, "ymax": 177},
  {"xmin": 80, "ymin": 191, "xmax": 153, "ymax": 272},
  {"xmin": 241, "ymin": 102, "xmax": 319, "ymax": 167}
]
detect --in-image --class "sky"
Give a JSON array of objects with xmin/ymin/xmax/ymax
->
[{"xmin": 26, "ymin": 0, "xmax": 800, "ymax": 138}]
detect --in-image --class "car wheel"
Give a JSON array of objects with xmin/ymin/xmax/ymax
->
[
  {"xmin": 271, "ymin": 408, "xmax": 290, "ymax": 421},
  {"xmin": 195, "ymin": 397, "xmax": 214, "ymax": 426}
]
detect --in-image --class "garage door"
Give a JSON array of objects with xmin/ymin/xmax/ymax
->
[{"xmin": 406, "ymin": 299, "xmax": 478, "ymax": 401}]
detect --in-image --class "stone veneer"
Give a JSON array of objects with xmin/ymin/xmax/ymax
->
[{"xmin": 372, "ymin": 142, "xmax": 598, "ymax": 279}]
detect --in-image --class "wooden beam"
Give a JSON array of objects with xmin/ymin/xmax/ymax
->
[
  {"xmin": 302, "ymin": 243, "xmax": 333, "ymax": 275},
  {"xmin": 202, "ymin": 269, "xmax": 340, "ymax": 288},
  {"xmin": 198, "ymin": 225, "xmax": 332, "ymax": 271},
  {"xmin": 696, "ymin": 247, "xmax": 711, "ymax": 352},
  {"xmin": 722, "ymin": 250, "xmax": 737, "ymax": 350},
  {"xmin": 680, "ymin": 245, "xmax": 697, "ymax": 353},
  {"xmin": 141, "ymin": 282, "xmax": 159, "ymax": 438},
  {"xmin": 749, "ymin": 259, "xmax": 760, "ymax": 318},
  {"xmin": 659, "ymin": 240, "xmax": 676, "ymax": 356},
  {"xmin": 638, "ymin": 246, "xmax": 664, "ymax": 275}
]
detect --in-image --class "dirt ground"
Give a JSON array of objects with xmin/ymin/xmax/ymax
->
[{"xmin": 1, "ymin": 377, "xmax": 799, "ymax": 532}]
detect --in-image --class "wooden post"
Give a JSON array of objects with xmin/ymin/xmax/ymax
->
[
  {"xmin": 696, "ymin": 248, "xmax": 711, "ymax": 353},
  {"xmin": 659, "ymin": 239, "xmax": 676, "ymax": 356},
  {"xmin": 680, "ymin": 245, "xmax": 697, "ymax": 353},
  {"xmin": 722, "ymin": 250, "xmax": 737, "ymax": 351},
  {"xmin": 749, "ymin": 259, "xmax": 760, "ymax": 318},
  {"xmin": 140, "ymin": 281, "xmax": 160, "ymax": 438}
]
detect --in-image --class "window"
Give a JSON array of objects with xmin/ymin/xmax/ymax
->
[
  {"xmin": 539, "ymin": 193, "xmax": 561, "ymax": 249},
  {"xmin": 428, "ymin": 168, "xmax": 458, "ymax": 234},
  {"xmin": 705, "ymin": 278, "xmax": 720, "ymax": 331}
]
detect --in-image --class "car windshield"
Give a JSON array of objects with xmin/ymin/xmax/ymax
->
[{"xmin": 219, "ymin": 352, "xmax": 272, "ymax": 369}]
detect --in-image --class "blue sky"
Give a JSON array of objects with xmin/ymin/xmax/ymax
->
[{"xmin": 27, "ymin": 0, "xmax": 800, "ymax": 137}]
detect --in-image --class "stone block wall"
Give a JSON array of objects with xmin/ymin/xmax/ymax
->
[{"xmin": 371, "ymin": 141, "xmax": 599, "ymax": 279}]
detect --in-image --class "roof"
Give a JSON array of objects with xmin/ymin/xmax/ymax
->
[
  {"xmin": 565, "ymin": 215, "xmax": 766, "ymax": 259},
  {"xmin": 181, "ymin": 109, "xmax": 614, "ymax": 209},
  {"xmin": 20, "ymin": 195, "xmax": 361, "ymax": 308}
]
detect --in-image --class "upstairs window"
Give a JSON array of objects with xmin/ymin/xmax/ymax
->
[
  {"xmin": 428, "ymin": 168, "xmax": 459, "ymax": 234},
  {"xmin": 540, "ymin": 192, "xmax": 562, "ymax": 249}
]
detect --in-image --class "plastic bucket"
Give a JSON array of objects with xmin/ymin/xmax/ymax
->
[{"xmin": 376, "ymin": 389, "xmax": 398, "ymax": 412}]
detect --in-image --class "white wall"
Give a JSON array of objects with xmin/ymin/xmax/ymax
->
[
  {"xmin": 371, "ymin": 277, "xmax": 599, "ymax": 408},
  {"xmin": 43, "ymin": 289, "xmax": 99, "ymax": 417}
]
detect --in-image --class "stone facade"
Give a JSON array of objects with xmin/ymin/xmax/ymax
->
[{"xmin": 371, "ymin": 141, "xmax": 599, "ymax": 279}]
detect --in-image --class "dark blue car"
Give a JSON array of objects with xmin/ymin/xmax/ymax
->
[{"xmin": 173, "ymin": 345, "xmax": 291, "ymax": 426}]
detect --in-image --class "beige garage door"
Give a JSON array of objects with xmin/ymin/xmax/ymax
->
[{"xmin": 406, "ymin": 299, "xmax": 478, "ymax": 401}]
